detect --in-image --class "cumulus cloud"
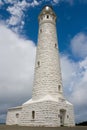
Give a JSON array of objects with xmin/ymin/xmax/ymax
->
[
  {"xmin": 60, "ymin": 54, "xmax": 87, "ymax": 122},
  {"xmin": 6, "ymin": 0, "xmax": 27, "ymax": 27},
  {"xmin": 0, "ymin": 24, "xmax": 36, "ymax": 122},
  {"xmin": 71, "ymin": 33, "xmax": 87, "ymax": 58},
  {"xmin": 70, "ymin": 57, "xmax": 87, "ymax": 106},
  {"xmin": 5, "ymin": 0, "xmax": 41, "ymax": 32},
  {"xmin": 60, "ymin": 55, "xmax": 78, "ymax": 94},
  {"xmin": 60, "ymin": 32, "xmax": 87, "ymax": 122}
]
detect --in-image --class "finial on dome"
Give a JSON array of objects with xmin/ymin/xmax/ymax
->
[{"xmin": 45, "ymin": 6, "xmax": 51, "ymax": 11}]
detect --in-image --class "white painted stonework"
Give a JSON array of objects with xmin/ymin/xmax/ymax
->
[{"xmin": 6, "ymin": 6, "xmax": 75, "ymax": 127}]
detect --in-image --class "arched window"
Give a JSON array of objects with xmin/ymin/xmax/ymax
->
[
  {"xmin": 47, "ymin": 15, "xmax": 49, "ymax": 19},
  {"xmin": 32, "ymin": 111, "xmax": 35, "ymax": 119}
]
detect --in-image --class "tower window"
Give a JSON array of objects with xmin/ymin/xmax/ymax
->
[
  {"xmin": 58, "ymin": 85, "xmax": 61, "ymax": 91},
  {"xmin": 32, "ymin": 111, "xmax": 35, "ymax": 119},
  {"xmin": 40, "ymin": 29, "xmax": 42, "ymax": 33},
  {"xmin": 16, "ymin": 113, "xmax": 19, "ymax": 118},
  {"xmin": 67, "ymin": 115, "xmax": 69, "ymax": 118},
  {"xmin": 47, "ymin": 15, "xmax": 49, "ymax": 19},
  {"xmin": 37, "ymin": 61, "xmax": 40, "ymax": 67},
  {"xmin": 55, "ymin": 43, "xmax": 57, "ymax": 48},
  {"xmin": 41, "ymin": 16, "xmax": 43, "ymax": 20}
]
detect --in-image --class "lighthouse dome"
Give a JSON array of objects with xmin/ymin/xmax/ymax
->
[
  {"xmin": 38, "ymin": 5, "xmax": 56, "ymax": 23},
  {"xmin": 39, "ymin": 6, "xmax": 56, "ymax": 16}
]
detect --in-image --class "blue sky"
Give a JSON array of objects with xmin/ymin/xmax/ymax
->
[{"xmin": 0, "ymin": 0, "xmax": 87, "ymax": 124}]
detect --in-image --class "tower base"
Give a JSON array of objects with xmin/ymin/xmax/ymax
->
[{"xmin": 6, "ymin": 96, "xmax": 75, "ymax": 127}]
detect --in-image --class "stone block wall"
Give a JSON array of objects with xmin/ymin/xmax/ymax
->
[
  {"xmin": 19, "ymin": 100, "xmax": 75, "ymax": 127},
  {"xmin": 6, "ymin": 107, "xmax": 22, "ymax": 125},
  {"xmin": 32, "ymin": 20, "xmax": 63, "ymax": 100}
]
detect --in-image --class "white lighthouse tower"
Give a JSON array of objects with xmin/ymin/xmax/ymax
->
[
  {"xmin": 6, "ymin": 6, "xmax": 75, "ymax": 127},
  {"xmin": 32, "ymin": 6, "xmax": 63, "ymax": 101}
]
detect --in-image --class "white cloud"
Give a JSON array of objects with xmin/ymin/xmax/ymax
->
[
  {"xmin": 71, "ymin": 33, "xmax": 87, "ymax": 58},
  {"xmin": 6, "ymin": 0, "xmax": 28, "ymax": 27},
  {"xmin": 31, "ymin": 0, "xmax": 40, "ymax": 7},
  {"xmin": 60, "ymin": 55, "xmax": 78, "ymax": 94},
  {"xmin": 61, "ymin": 31, "xmax": 87, "ymax": 122},
  {"xmin": 70, "ymin": 57, "xmax": 87, "ymax": 106},
  {"xmin": 0, "ymin": 24, "xmax": 36, "ymax": 121},
  {"xmin": 60, "ymin": 51, "xmax": 87, "ymax": 122},
  {"xmin": 6, "ymin": 0, "xmax": 41, "ymax": 30}
]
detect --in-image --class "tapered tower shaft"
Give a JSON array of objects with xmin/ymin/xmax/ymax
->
[{"xmin": 32, "ymin": 6, "xmax": 63, "ymax": 100}]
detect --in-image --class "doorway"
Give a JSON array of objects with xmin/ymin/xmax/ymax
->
[
  {"xmin": 15, "ymin": 113, "xmax": 19, "ymax": 125},
  {"xmin": 59, "ymin": 109, "xmax": 66, "ymax": 126}
]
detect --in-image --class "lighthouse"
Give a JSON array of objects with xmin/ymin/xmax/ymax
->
[
  {"xmin": 6, "ymin": 6, "xmax": 75, "ymax": 127},
  {"xmin": 32, "ymin": 6, "xmax": 63, "ymax": 101}
]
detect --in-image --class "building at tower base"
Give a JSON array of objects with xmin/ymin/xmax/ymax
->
[
  {"xmin": 6, "ymin": 96, "xmax": 75, "ymax": 127},
  {"xmin": 6, "ymin": 6, "xmax": 75, "ymax": 127}
]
